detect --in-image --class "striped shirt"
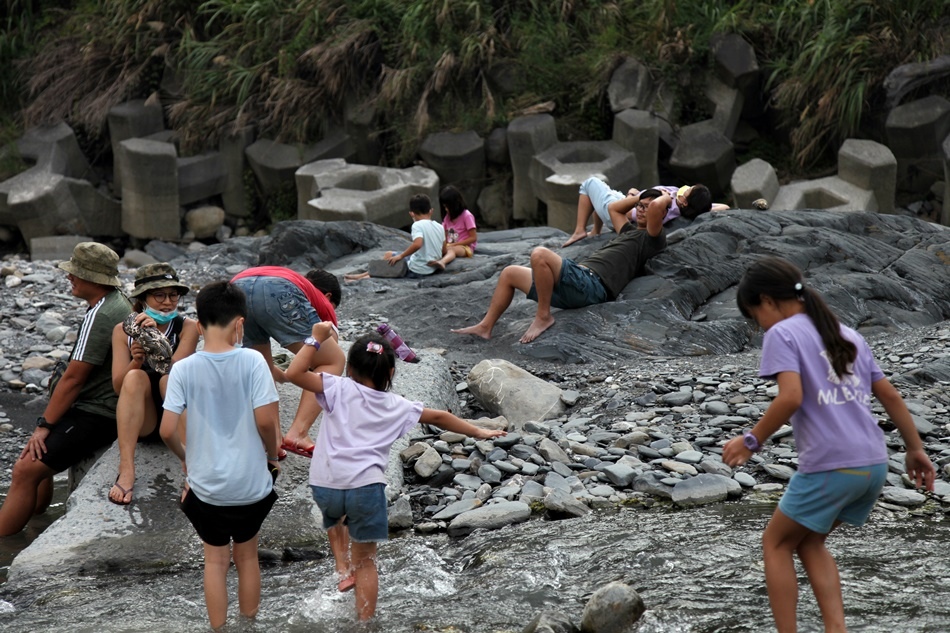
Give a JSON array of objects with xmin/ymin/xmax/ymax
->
[{"xmin": 68, "ymin": 290, "xmax": 132, "ymax": 418}]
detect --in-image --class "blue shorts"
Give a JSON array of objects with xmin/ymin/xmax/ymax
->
[
  {"xmin": 527, "ymin": 258, "xmax": 609, "ymax": 310},
  {"xmin": 778, "ymin": 463, "xmax": 887, "ymax": 534},
  {"xmin": 233, "ymin": 276, "xmax": 319, "ymax": 348},
  {"xmin": 311, "ymin": 483, "xmax": 388, "ymax": 543},
  {"xmin": 579, "ymin": 177, "xmax": 624, "ymax": 225}
]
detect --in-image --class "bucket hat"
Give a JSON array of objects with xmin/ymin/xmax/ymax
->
[
  {"xmin": 57, "ymin": 242, "xmax": 121, "ymax": 287},
  {"xmin": 130, "ymin": 262, "xmax": 190, "ymax": 298}
]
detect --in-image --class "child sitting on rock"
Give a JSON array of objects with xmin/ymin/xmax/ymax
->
[
  {"xmin": 285, "ymin": 325, "xmax": 505, "ymax": 621},
  {"xmin": 344, "ymin": 194, "xmax": 445, "ymax": 281},
  {"xmin": 428, "ymin": 184, "xmax": 478, "ymax": 271}
]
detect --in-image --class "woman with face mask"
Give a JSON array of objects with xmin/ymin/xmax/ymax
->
[{"xmin": 108, "ymin": 263, "xmax": 199, "ymax": 505}]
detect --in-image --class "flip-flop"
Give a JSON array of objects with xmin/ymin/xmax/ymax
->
[
  {"xmin": 338, "ymin": 576, "xmax": 355, "ymax": 592},
  {"xmin": 109, "ymin": 477, "xmax": 133, "ymax": 505},
  {"xmin": 281, "ymin": 440, "xmax": 314, "ymax": 458}
]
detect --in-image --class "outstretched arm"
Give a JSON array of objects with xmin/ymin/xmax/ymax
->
[
  {"xmin": 388, "ymin": 237, "xmax": 423, "ymax": 265},
  {"xmin": 873, "ymin": 377, "xmax": 935, "ymax": 490},
  {"xmin": 420, "ymin": 408, "xmax": 506, "ymax": 439},
  {"xmin": 723, "ymin": 371, "xmax": 802, "ymax": 467}
]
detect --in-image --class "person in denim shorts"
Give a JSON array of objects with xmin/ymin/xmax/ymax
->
[
  {"xmin": 285, "ymin": 327, "xmax": 506, "ymax": 621},
  {"xmin": 231, "ymin": 266, "xmax": 345, "ymax": 458},
  {"xmin": 452, "ymin": 188, "xmax": 668, "ymax": 344}
]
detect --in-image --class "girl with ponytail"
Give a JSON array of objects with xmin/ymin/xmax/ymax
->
[{"xmin": 723, "ymin": 256, "xmax": 934, "ymax": 633}]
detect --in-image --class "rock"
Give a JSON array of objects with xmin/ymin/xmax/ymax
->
[
  {"xmin": 880, "ymin": 486, "xmax": 927, "ymax": 507},
  {"xmin": 432, "ymin": 498, "xmax": 482, "ymax": 521},
  {"xmin": 446, "ymin": 501, "xmax": 532, "ymax": 537},
  {"xmin": 544, "ymin": 488, "xmax": 590, "ymax": 518},
  {"xmin": 580, "ymin": 581, "xmax": 645, "ymax": 633},
  {"xmin": 762, "ymin": 463, "xmax": 795, "ymax": 480},
  {"xmin": 387, "ymin": 495, "xmax": 413, "ymax": 530},
  {"xmin": 414, "ymin": 445, "xmax": 443, "ymax": 478},
  {"xmin": 467, "ymin": 359, "xmax": 565, "ymax": 429},
  {"xmin": 522, "ymin": 610, "xmax": 580, "ymax": 633},
  {"xmin": 184, "ymin": 205, "xmax": 226, "ymax": 239},
  {"xmin": 538, "ymin": 437, "xmax": 572, "ymax": 464},
  {"xmin": 672, "ymin": 473, "xmax": 734, "ymax": 507}
]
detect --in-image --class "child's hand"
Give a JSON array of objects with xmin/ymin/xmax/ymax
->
[
  {"xmin": 905, "ymin": 448, "xmax": 936, "ymax": 491},
  {"xmin": 388, "ymin": 254, "xmax": 403, "ymax": 266},
  {"xmin": 721, "ymin": 436, "xmax": 751, "ymax": 467},
  {"xmin": 476, "ymin": 428, "xmax": 507, "ymax": 439},
  {"xmin": 311, "ymin": 321, "xmax": 335, "ymax": 342}
]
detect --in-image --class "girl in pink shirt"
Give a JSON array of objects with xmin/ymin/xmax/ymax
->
[
  {"xmin": 723, "ymin": 256, "xmax": 934, "ymax": 633},
  {"xmin": 286, "ymin": 325, "xmax": 505, "ymax": 622},
  {"xmin": 429, "ymin": 185, "xmax": 478, "ymax": 271}
]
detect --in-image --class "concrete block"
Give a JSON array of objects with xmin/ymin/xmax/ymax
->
[
  {"xmin": 17, "ymin": 122, "xmax": 97, "ymax": 183},
  {"xmin": 219, "ymin": 126, "xmax": 255, "ymax": 217},
  {"xmin": 705, "ymin": 74, "xmax": 743, "ymax": 140},
  {"xmin": 531, "ymin": 141, "xmax": 637, "ymax": 232},
  {"xmin": 368, "ymin": 258, "xmax": 408, "ymax": 278},
  {"xmin": 668, "ymin": 124, "xmax": 735, "ymax": 198},
  {"xmin": 8, "ymin": 173, "xmax": 86, "ymax": 244},
  {"xmin": 731, "ymin": 158, "xmax": 779, "ymax": 209},
  {"xmin": 29, "ymin": 235, "xmax": 91, "ymax": 261},
  {"xmin": 177, "ymin": 151, "xmax": 228, "ymax": 205},
  {"xmin": 711, "ymin": 33, "xmax": 760, "ymax": 92},
  {"xmin": 65, "ymin": 179, "xmax": 123, "ymax": 236},
  {"xmin": 507, "ymin": 114, "xmax": 557, "ymax": 221},
  {"xmin": 612, "ymin": 109, "xmax": 659, "ymax": 188},
  {"xmin": 885, "ymin": 95, "xmax": 950, "ymax": 158},
  {"xmin": 246, "ymin": 138, "xmax": 304, "ymax": 192},
  {"xmin": 108, "ymin": 100, "xmax": 165, "ymax": 191},
  {"xmin": 607, "ymin": 57, "xmax": 654, "ymax": 113},
  {"xmin": 486, "ymin": 127, "xmax": 509, "ymax": 166},
  {"xmin": 343, "ymin": 96, "xmax": 381, "ymax": 166},
  {"xmin": 301, "ymin": 127, "xmax": 357, "ymax": 164},
  {"xmin": 119, "ymin": 138, "xmax": 180, "ymax": 240},
  {"xmin": 771, "ymin": 176, "xmax": 876, "ymax": 212},
  {"xmin": 837, "ymin": 139, "xmax": 897, "ymax": 213},
  {"xmin": 418, "ymin": 130, "xmax": 486, "ymax": 214}
]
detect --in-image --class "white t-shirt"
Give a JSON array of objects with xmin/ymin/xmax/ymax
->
[
  {"xmin": 408, "ymin": 218, "xmax": 445, "ymax": 275},
  {"xmin": 310, "ymin": 373, "xmax": 423, "ymax": 489},
  {"xmin": 164, "ymin": 348, "xmax": 279, "ymax": 505}
]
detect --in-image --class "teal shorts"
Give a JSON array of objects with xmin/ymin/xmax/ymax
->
[{"xmin": 778, "ymin": 463, "xmax": 887, "ymax": 534}]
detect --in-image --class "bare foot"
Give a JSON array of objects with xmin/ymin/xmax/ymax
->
[
  {"xmin": 561, "ymin": 232, "xmax": 588, "ymax": 247},
  {"xmin": 428, "ymin": 260, "xmax": 446, "ymax": 271},
  {"xmin": 519, "ymin": 315, "xmax": 555, "ymax": 343},
  {"xmin": 451, "ymin": 323, "xmax": 492, "ymax": 340}
]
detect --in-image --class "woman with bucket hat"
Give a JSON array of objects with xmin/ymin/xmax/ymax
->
[
  {"xmin": 0, "ymin": 242, "xmax": 132, "ymax": 536},
  {"xmin": 108, "ymin": 263, "xmax": 198, "ymax": 505}
]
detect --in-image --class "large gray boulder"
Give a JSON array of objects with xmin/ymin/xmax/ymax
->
[
  {"xmin": 446, "ymin": 500, "xmax": 531, "ymax": 536},
  {"xmin": 580, "ymin": 581, "xmax": 646, "ymax": 633},
  {"xmin": 467, "ymin": 359, "xmax": 566, "ymax": 429}
]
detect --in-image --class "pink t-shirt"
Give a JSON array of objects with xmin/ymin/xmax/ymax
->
[
  {"xmin": 442, "ymin": 210, "xmax": 477, "ymax": 252},
  {"xmin": 759, "ymin": 313, "xmax": 887, "ymax": 473},
  {"xmin": 310, "ymin": 374, "xmax": 423, "ymax": 489}
]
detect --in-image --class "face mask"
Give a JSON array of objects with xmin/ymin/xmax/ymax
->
[{"xmin": 144, "ymin": 306, "xmax": 178, "ymax": 325}]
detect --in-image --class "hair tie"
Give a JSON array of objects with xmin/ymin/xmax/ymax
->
[
  {"xmin": 367, "ymin": 342, "xmax": 384, "ymax": 354},
  {"xmin": 794, "ymin": 282, "xmax": 805, "ymax": 301}
]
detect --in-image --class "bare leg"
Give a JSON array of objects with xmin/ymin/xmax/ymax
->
[
  {"xmin": 110, "ymin": 369, "xmax": 158, "ymax": 504},
  {"xmin": 33, "ymin": 475, "xmax": 53, "ymax": 515},
  {"xmin": 0, "ymin": 458, "xmax": 55, "ymax": 536},
  {"xmin": 563, "ymin": 194, "xmax": 597, "ymax": 247},
  {"xmin": 327, "ymin": 522, "xmax": 354, "ymax": 589},
  {"xmin": 451, "ymin": 265, "xmax": 533, "ymax": 339},
  {"xmin": 351, "ymin": 540, "xmax": 379, "ymax": 621},
  {"xmin": 343, "ymin": 272, "xmax": 370, "ymax": 282},
  {"xmin": 233, "ymin": 535, "xmax": 262, "ymax": 620},
  {"xmin": 799, "ymin": 523, "xmax": 847, "ymax": 633},
  {"xmin": 520, "ymin": 247, "xmax": 562, "ymax": 343},
  {"xmin": 280, "ymin": 340, "xmax": 346, "ymax": 453},
  {"xmin": 203, "ymin": 542, "xmax": 231, "ymax": 630}
]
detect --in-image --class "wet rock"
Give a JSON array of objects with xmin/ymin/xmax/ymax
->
[
  {"xmin": 580, "ymin": 581, "xmax": 645, "ymax": 633},
  {"xmin": 523, "ymin": 610, "xmax": 580, "ymax": 633},
  {"xmin": 446, "ymin": 501, "xmax": 532, "ymax": 536}
]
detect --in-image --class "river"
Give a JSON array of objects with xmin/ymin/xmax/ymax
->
[{"xmin": 0, "ymin": 492, "xmax": 947, "ymax": 632}]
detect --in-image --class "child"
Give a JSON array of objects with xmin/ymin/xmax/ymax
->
[
  {"xmin": 722, "ymin": 256, "xmax": 935, "ymax": 633},
  {"xmin": 344, "ymin": 194, "xmax": 445, "ymax": 280},
  {"xmin": 286, "ymin": 325, "xmax": 506, "ymax": 621},
  {"xmin": 160, "ymin": 281, "xmax": 281, "ymax": 630},
  {"xmin": 429, "ymin": 184, "xmax": 478, "ymax": 271}
]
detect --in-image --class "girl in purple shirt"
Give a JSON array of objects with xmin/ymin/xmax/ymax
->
[
  {"xmin": 429, "ymin": 185, "xmax": 478, "ymax": 271},
  {"xmin": 286, "ymin": 325, "xmax": 505, "ymax": 622},
  {"xmin": 723, "ymin": 256, "xmax": 934, "ymax": 633}
]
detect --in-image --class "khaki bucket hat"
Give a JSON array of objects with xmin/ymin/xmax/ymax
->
[
  {"xmin": 57, "ymin": 242, "xmax": 121, "ymax": 287},
  {"xmin": 130, "ymin": 263, "xmax": 190, "ymax": 298}
]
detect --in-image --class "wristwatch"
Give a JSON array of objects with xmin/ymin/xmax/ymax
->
[
  {"xmin": 743, "ymin": 431, "xmax": 761, "ymax": 452},
  {"xmin": 36, "ymin": 416, "xmax": 55, "ymax": 430},
  {"xmin": 303, "ymin": 336, "xmax": 321, "ymax": 350}
]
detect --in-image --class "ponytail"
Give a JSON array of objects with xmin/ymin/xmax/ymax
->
[
  {"xmin": 347, "ymin": 333, "xmax": 396, "ymax": 391},
  {"xmin": 737, "ymin": 257, "xmax": 856, "ymax": 378}
]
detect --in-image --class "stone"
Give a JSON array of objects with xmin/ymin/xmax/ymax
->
[
  {"xmin": 731, "ymin": 158, "xmax": 780, "ymax": 210},
  {"xmin": 837, "ymin": 139, "xmax": 897, "ymax": 214},
  {"xmin": 467, "ymin": 359, "xmax": 565, "ymax": 429},
  {"xmin": 762, "ymin": 463, "xmax": 795, "ymax": 480},
  {"xmin": 486, "ymin": 127, "xmax": 509, "ymax": 166},
  {"xmin": 387, "ymin": 495, "xmax": 413, "ymax": 530},
  {"xmin": 432, "ymin": 498, "xmax": 482, "ymax": 521},
  {"xmin": 184, "ymin": 205, "xmax": 226, "ymax": 239},
  {"xmin": 367, "ymin": 257, "xmax": 408, "ymax": 278},
  {"xmin": 177, "ymin": 152, "xmax": 228, "ymax": 206},
  {"xmin": 633, "ymin": 471, "xmax": 674, "ymax": 499},
  {"xmin": 672, "ymin": 473, "xmax": 733, "ymax": 507},
  {"xmin": 668, "ymin": 124, "xmax": 735, "ymax": 198},
  {"xmin": 418, "ymin": 130, "xmax": 486, "ymax": 215},
  {"xmin": 446, "ymin": 500, "xmax": 531, "ymax": 536},
  {"xmin": 507, "ymin": 114, "xmax": 558, "ymax": 222},
  {"xmin": 118, "ymin": 138, "xmax": 180, "ymax": 240},
  {"xmin": 580, "ymin": 581, "xmax": 645, "ymax": 633},
  {"xmin": 522, "ymin": 610, "xmax": 580, "ymax": 633},
  {"xmin": 607, "ymin": 58, "xmax": 653, "ymax": 113},
  {"xmin": 476, "ymin": 179, "xmax": 512, "ymax": 229},
  {"xmin": 880, "ymin": 486, "xmax": 926, "ymax": 507},
  {"xmin": 544, "ymin": 488, "xmax": 590, "ymax": 518},
  {"xmin": 414, "ymin": 445, "xmax": 443, "ymax": 478},
  {"xmin": 107, "ymin": 99, "xmax": 165, "ymax": 191},
  {"xmin": 612, "ymin": 109, "xmax": 660, "ymax": 190}
]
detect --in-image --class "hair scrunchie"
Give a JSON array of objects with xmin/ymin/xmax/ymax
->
[
  {"xmin": 367, "ymin": 342, "xmax": 384, "ymax": 354},
  {"xmin": 794, "ymin": 281, "xmax": 805, "ymax": 301}
]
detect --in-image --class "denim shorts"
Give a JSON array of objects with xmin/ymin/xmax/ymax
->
[
  {"xmin": 579, "ymin": 177, "xmax": 624, "ymax": 225},
  {"xmin": 233, "ymin": 276, "xmax": 319, "ymax": 347},
  {"xmin": 527, "ymin": 258, "xmax": 609, "ymax": 310},
  {"xmin": 311, "ymin": 483, "xmax": 388, "ymax": 543},
  {"xmin": 778, "ymin": 463, "xmax": 887, "ymax": 534}
]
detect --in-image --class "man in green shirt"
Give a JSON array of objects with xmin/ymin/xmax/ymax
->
[{"xmin": 0, "ymin": 242, "xmax": 132, "ymax": 536}]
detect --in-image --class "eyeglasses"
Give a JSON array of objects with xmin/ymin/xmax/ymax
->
[
  {"xmin": 635, "ymin": 202, "xmax": 649, "ymax": 211},
  {"xmin": 149, "ymin": 291, "xmax": 180, "ymax": 302}
]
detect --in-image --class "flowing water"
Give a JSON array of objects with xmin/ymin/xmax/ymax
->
[{"xmin": 1, "ymin": 494, "xmax": 948, "ymax": 632}]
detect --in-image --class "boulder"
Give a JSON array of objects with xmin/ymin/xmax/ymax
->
[
  {"xmin": 522, "ymin": 610, "xmax": 580, "ymax": 633},
  {"xmin": 607, "ymin": 57, "xmax": 654, "ymax": 113},
  {"xmin": 184, "ymin": 205, "xmax": 226, "ymax": 239},
  {"xmin": 446, "ymin": 500, "xmax": 531, "ymax": 536},
  {"xmin": 837, "ymin": 139, "xmax": 897, "ymax": 214},
  {"xmin": 672, "ymin": 473, "xmax": 734, "ymax": 507},
  {"xmin": 668, "ymin": 124, "xmax": 735, "ymax": 198},
  {"xmin": 580, "ymin": 581, "xmax": 646, "ymax": 633},
  {"xmin": 467, "ymin": 359, "xmax": 566, "ymax": 429},
  {"xmin": 731, "ymin": 158, "xmax": 779, "ymax": 209}
]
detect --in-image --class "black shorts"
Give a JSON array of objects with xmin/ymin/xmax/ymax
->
[
  {"xmin": 181, "ymin": 488, "xmax": 278, "ymax": 547},
  {"xmin": 141, "ymin": 370, "xmax": 165, "ymax": 443},
  {"xmin": 40, "ymin": 408, "xmax": 119, "ymax": 473}
]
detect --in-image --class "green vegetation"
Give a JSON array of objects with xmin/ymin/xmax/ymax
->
[{"xmin": 4, "ymin": 0, "xmax": 948, "ymax": 171}]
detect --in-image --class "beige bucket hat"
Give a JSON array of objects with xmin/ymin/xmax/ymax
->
[{"xmin": 57, "ymin": 242, "xmax": 121, "ymax": 287}]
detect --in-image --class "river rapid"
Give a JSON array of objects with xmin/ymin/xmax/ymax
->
[{"xmin": 0, "ymin": 495, "xmax": 947, "ymax": 632}]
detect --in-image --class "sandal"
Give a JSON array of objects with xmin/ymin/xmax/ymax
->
[
  {"xmin": 109, "ymin": 477, "xmax": 133, "ymax": 505},
  {"xmin": 338, "ymin": 576, "xmax": 355, "ymax": 592}
]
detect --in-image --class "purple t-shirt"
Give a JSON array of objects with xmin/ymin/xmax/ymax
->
[
  {"xmin": 442, "ymin": 210, "xmax": 477, "ymax": 252},
  {"xmin": 759, "ymin": 313, "xmax": 887, "ymax": 473},
  {"xmin": 653, "ymin": 185, "xmax": 681, "ymax": 223},
  {"xmin": 310, "ymin": 373, "xmax": 424, "ymax": 489}
]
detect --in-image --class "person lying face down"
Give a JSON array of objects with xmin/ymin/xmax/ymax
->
[{"xmin": 453, "ymin": 188, "xmax": 668, "ymax": 344}]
